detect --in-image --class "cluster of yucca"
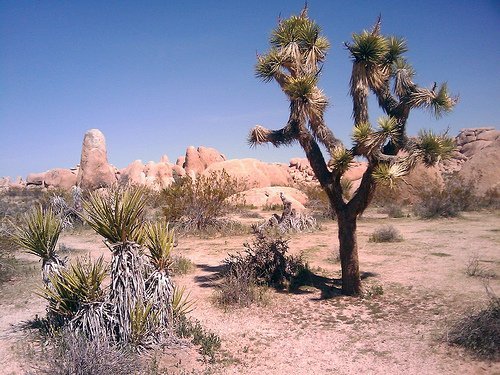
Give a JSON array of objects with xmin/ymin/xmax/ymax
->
[{"xmin": 13, "ymin": 186, "xmax": 188, "ymax": 349}]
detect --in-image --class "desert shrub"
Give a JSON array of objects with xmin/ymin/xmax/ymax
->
[
  {"xmin": 224, "ymin": 228, "xmax": 306, "ymax": 289},
  {"xmin": 480, "ymin": 187, "xmax": 500, "ymax": 210},
  {"xmin": 361, "ymin": 284, "xmax": 384, "ymax": 299},
  {"xmin": 171, "ymin": 255, "xmax": 195, "ymax": 275},
  {"xmin": 369, "ymin": 225, "xmax": 403, "ymax": 243},
  {"xmin": 413, "ymin": 174, "xmax": 478, "ymax": 218},
  {"xmin": 446, "ymin": 292, "xmax": 500, "ymax": 359},
  {"xmin": 213, "ymin": 262, "xmax": 269, "ymax": 308},
  {"xmin": 301, "ymin": 184, "xmax": 335, "ymax": 219},
  {"xmin": 174, "ymin": 315, "xmax": 221, "ymax": 363},
  {"xmin": 465, "ymin": 254, "xmax": 496, "ymax": 279},
  {"xmin": 378, "ymin": 203, "xmax": 405, "ymax": 218},
  {"xmin": 41, "ymin": 328, "xmax": 141, "ymax": 375},
  {"xmin": 162, "ymin": 170, "xmax": 246, "ymax": 232}
]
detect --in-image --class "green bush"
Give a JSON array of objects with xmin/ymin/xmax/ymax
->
[{"xmin": 162, "ymin": 170, "xmax": 245, "ymax": 232}]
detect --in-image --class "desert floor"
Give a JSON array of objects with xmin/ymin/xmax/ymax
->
[{"xmin": 1, "ymin": 209, "xmax": 499, "ymax": 374}]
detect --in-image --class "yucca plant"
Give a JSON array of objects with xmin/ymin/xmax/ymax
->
[
  {"xmin": 143, "ymin": 221, "xmax": 175, "ymax": 327},
  {"xmin": 12, "ymin": 205, "xmax": 65, "ymax": 285},
  {"xmin": 129, "ymin": 300, "xmax": 158, "ymax": 350},
  {"xmin": 41, "ymin": 256, "xmax": 110, "ymax": 339},
  {"xmin": 83, "ymin": 186, "xmax": 147, "ymax": 343},
  {"xmin": 172, "ymin": 285, "xmax": 195, "ymax": 320}
]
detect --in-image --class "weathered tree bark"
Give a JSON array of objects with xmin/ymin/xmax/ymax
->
[{"xmin": 337, "ymin": 210, "xmax": 361, "ymax": 295}]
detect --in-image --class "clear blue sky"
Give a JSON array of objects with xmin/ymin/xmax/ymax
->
[{"xmin": 1, "ymin": 0, "xmax": 499, "ymax": 178}]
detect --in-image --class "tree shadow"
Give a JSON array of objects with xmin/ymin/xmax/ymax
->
[
  {"xmin": 193, "ymin": 263, "xmax": 226, "ymax": 288},
  {"xmin": 192, "ymin": 261, "xmax": 378, "ymax": 300},
  {"xmin": 289, "ymin": 270, "xmax": 379, "ymax": 300}
]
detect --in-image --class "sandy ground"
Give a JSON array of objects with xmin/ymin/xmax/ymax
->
[{"xmin": 1, "ymin": 209, "xmax": 499, "ymax": 374}]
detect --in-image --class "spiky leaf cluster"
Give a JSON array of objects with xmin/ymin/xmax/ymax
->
[
  {"xmin": 415, "ymin": 130, "xmax": 455, "ymax": 165},
  {"xmin": 144, "ymin": 221, "xmax": 175, "ymax": 272},
  {"xmin": 83, "ymin": 186, "xmax": 147, "ymax": 244},
  {"xmin": 42, "ymin": 256, "xmax": 107, "ymax": 318},
  {"xmin": 12, "ymin": 205, "xmax": 62, "ymax": 261}
]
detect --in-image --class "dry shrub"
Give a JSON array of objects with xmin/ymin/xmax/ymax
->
[
  {"xmin": 301, "ymin": 184, "xmax": 335, "ymax": 219},
  {"xmin": 213, "ymin": 263, "xmax": 268, "ymax": 308},
  {"xmin": 447, "ymin": 288, "xmax": 500, "ymax": 360},
  {"xmin": 413, "ymin": 174, "xmax": 478, "ymax": 218},
  {"xmin": 369, "ymin": 225, "xmax": 403, "ymax": 243},
  {"xmin": 162, "ymin": 170, "xmax": 246, "ymax": 232},
  {"xmin": 378, "ymin": 203, "xmax": 405, "ymax": 218},
  {"xmin": 225, "ymin": 228, "xmax": 306, "ymax": 289},
  {"xmin": 465, "ymin": 254, "xmax": 496, "ymax": 279},
  {"xmin": 41, "ymin": 328, "xmax": 141, "ymax": 375}
]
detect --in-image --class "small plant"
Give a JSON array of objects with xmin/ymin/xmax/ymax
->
[
  {"xmin": 11, "ymin": 205, "xmax": 65, "ymax": 285},
  {"xmin": 361, "ymin": 284, "xmax": 384, "ymax": 299},
  {"xmin": 369, "ymin": 225, "xmax": 403, "ymax": 243},
  {"xmin": 465, "ymin": 254, "xmax": 495, "ymax": 279},
  {"xmin": 225, "ymin": 228, "xmax": 306, "ymax": 289},
  {"xmin": 213, "ymin": 263, "xmax": 268, "ymax": 308},
  {"xmin": 171, "ymin": 255, "xmax": 194, "ymax": 275},
  {"xmin": 174, "ymin": 315, "xmax": 221, "ymax": 363},
  {"xmin": 379, "ymin": 203, "xmax": 404, "ymax": 218},
  {"xmin": 446, "ymin": 286, "xmax": 500, "ymax": 359},
  {"xmin": 41, "ymin": 328, "xmax": 141, "ymax": 375}
]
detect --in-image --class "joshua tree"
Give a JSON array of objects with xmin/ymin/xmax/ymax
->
[{"xmin": 250, "ymin": 8, "xmax": 456, "ymax": 295}]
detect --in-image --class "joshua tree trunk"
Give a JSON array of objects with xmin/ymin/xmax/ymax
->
[{"xmin": 336, "ymin": 210, "xmax": 361, "ymax": 295}]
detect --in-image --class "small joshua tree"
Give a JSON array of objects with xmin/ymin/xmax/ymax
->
[
  {"xmin": 12, "ymin": 205, "xmax": 65, "ymax": 285},
  {"xmin": 250, "ymin": 7, "xmax": 456, "ymax": 295}
]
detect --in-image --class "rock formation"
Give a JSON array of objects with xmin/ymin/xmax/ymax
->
[
  {"xmin": 76, "ymin": 129, "xmax": 117, "ymax": 190},
  {"xmin": 203, "ymin": 158, "xmax": 292, "ymax": 188},
  {"xmin": 183, "ymin": 146, "xmax": 226, "ymax": 177}
]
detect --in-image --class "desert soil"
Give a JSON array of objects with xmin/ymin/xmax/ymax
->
[{"xmin": 1, "ymin": 209, "xmax": 499, "ymax": 374}]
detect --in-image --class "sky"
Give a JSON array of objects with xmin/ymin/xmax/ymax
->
[{"xmin": 1, "ymin": 0, "xmax": 499, "ymax": 178}]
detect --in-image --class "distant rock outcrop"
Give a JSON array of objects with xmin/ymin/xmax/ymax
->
[
  {"xmin": 236, "ymin": 186, "xmax": 307, "ymax": 211},
  {"xmin": 183, "ymin": 146, "xmax": 226, "ymax": 177},
  {"xmin": 77, "ymin": 129, "xmax": 117, "ymax": 190},
  {"xmin": 204, "ymin": 158, "xmax": 292, "ymax": 188}
]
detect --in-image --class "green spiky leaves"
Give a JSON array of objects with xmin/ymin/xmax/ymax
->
[
  {"xmin": 416, "ymin": 130, "xmax": 455, "ymax": 165},
  {"xmin": 352, "ymin": 117, "xmax": 401, "ymax": 156},
  {"xmin": 347, "ymin": 31, "xmax": 388, "ymax": 64},
  {"xmin": 372, "ymin": 162, "xmax": 409, "ymax": 188},
  {"xmin": 144, "ymin": 221, "xmax": 175, "ymax": 272},
  {"xmin": 328, "ymin": 147, "xmax": 353, "ymax": 174},
  {"xmin": 284, "ymin": 74, "xmax": 317, "ymax": 100},
  {"xmin": 408, "ymin": 83, "xmax": 457, "ymax": 118},
  {"xmin": 256, "ymin": 49, "xmax": 286, "ymax": 82},
  {"xmin": 12, "ymin": 205, "xmax": 62, "ymax": 261},
  {"xmin": 42, "ymin": 256, "xmax": 107, "ymax": 318},
  {"xmin": 83, "ymin": 186, "xmax": 147, "ymax": 244}
]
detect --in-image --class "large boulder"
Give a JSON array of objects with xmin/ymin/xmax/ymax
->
[
  {"xmin": 203, "ymin": 158, "xmax": 292, "ymax": 188},
  {"xmin": 44, "ymin": 168, "xmax": 78, "ymax": 190},
  {"xmin": 458, "ymin": 139, "xmax": 500, "ymax": 195},
  {"xmin": 76, "ymin": 129, "xmax": 117, "ymax": 190},
  {"xmin": 237, "ymin": 186, "xmax": 307, "ymax": 211},
  {"xmin": 144, "ymin": 161, "xmax": 174, "ymax": 189},
  {"xmin": 183, "ymin": 146, "xmax": 226, "ymax": 176},
  {"xmin": 119, "ymin": 160, "xmax": 146, "ymax": 185},
  {"xmin": 26, "ymin": 172, "xmax": 46, "ymax": 186}
]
